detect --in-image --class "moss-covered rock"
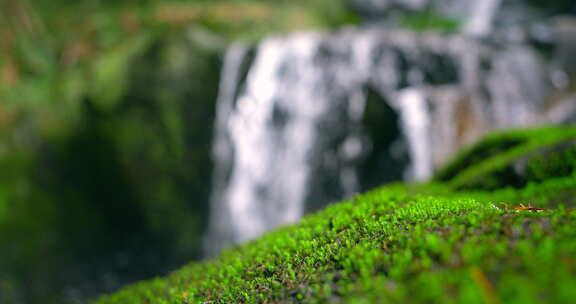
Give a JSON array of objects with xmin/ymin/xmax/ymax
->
[
  {"xmin": 434, "ymin": 126, "xmax": 576, "ymax": 190},
  {"xmin": 94, "ymin": 126, "xmax": 576, "ymax": 303}
]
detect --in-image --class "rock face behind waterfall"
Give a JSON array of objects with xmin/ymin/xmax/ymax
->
[{"xmin": 206, "ymin": 24, "xmax": 576, "ymax": 254}]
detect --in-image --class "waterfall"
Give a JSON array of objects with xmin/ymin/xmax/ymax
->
[
  {"xmin": 205, "ymin": 45, "xmax": 249, "ymax": 254},
  {"xmin": 206, "ymin": 31, "xmax": 371, "ymax": 254},
  {"xmin": 462, "ymin": 0, "xmax": 502, "ymax": 37},
  {"xmin": 206, "ymin": 26, "xmax": 573, "ymax": 254},
  {"xmin": 396, "ymin": 88, "xmax": 432, "ymax": 181}
]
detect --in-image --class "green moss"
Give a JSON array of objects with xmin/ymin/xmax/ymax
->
[
  {"xmin": 435, "ymin": 126, "xmax": 576, "ymax": 190},
  {"xmin": 94, "ymin": 126, "xmax": 576, "ymax": 304},
  {"xmin": 525, "ymin": 143, "xmax": 576, "ymax": 183},
  {"xmin": 434, "ymin": 132, "xmax": 526, "ymax": 182}
]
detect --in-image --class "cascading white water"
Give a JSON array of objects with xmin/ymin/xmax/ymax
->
[
  {"xmin": 462, "ymin": 0, "xmax": 502, "ymax": 37},
  {"xmin": 396, "ymin": 88, "xmax": 432, "ymax": 181},
  {"xmin": 206, "ymin": 25, "xmax": 573, "ymax": 254},
  {"xmin": 221, "ymin": 34, "xmax": 321, "ymax": 243},
  {"xmin": 206, "ymin": 31, "xmax": 373, "ymax": 254},
  {"xmin": 205, "ymin": 45, "xmax": 249, "ymax": 253}
]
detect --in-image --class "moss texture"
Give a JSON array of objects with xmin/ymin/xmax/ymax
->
[
  {"xmin": 94, "ymin": 126, "xmax": 576, "ymax": 303},
  {"xmin": 434, "ymin": 126, "xmax": 576, "ymax": 190}
]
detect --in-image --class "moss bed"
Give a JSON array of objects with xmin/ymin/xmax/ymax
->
[{"xmin": 95, "ymin": 126, "xmax": 576, "ymax": 304}]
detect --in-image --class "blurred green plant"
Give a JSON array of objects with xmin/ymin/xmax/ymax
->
[
  {"xmin": 0, "ymin": 0, "xmax": 358, "ymax": 139},
  {"xmin": 435, "ymin": 127, "xmax": 576, "ymax": 190},
  {"xmin": 400, "ymin": 10, "xmax": 461, "ymax": 32}
]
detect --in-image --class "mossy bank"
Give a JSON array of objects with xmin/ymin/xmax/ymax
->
[{"xmin": 94, "ymin": 126, "xmax": 576, "ymax": 303}]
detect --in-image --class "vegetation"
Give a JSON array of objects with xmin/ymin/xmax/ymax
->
[
  {"xmin": 0, "ymin": 0, "xmax": 358, "ymax": 120},
  {"xmin": 435, "ymin": 126, "xmax": 576, "ymax": 190},
  {"xmin": 94, "ymin": 126, "xmax": 576, "ymax": 303},
  {"xmin": 400, "ymin": 10, "xmax": 461, "ymax": 32}
]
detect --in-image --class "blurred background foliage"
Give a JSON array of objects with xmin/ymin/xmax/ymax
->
[{"xmin": 0, "ymin": 0, "xmax": 357, "ymax": 129}]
